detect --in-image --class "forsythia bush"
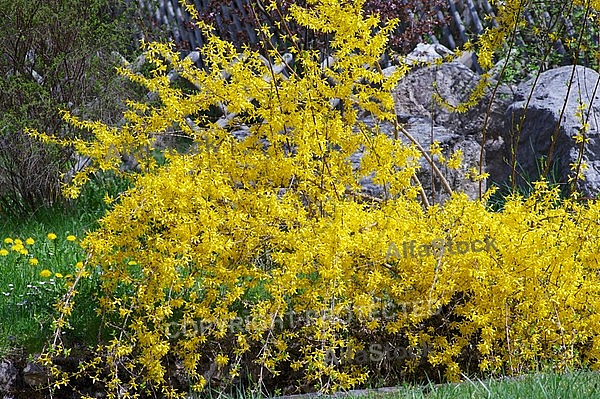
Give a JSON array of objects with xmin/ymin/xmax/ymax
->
[{"xmin": 32, "ymin": 0, "xmax": 600, "ymax": 397}]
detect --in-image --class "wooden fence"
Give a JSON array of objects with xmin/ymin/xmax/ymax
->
[
  {"xmin": 132, "ymin": 0, "xmax": 588, "ymax": 69},
  {"xmin": 134, "ymin": 0, "xmax": 498, "ymax": 52}
]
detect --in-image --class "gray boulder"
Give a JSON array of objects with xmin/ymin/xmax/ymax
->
[
  {"xmin": 353, "ymin": 115, "xmax": 484, "ymax": 204},
  {"xmin": 404, "ymin": 43, "xmax": 454, "ymax": 65},
  {"xmin": 392, "ymin": 61, "xmax": 513, "ymax": 140},
  {"xmin": 0, "ymin": 359, "xmax": 17, "ymax": 396},
  {"xmin": 499, "ymin": 65, "xmax": 600, "ymax": 197},
  {"xmin": 392, "ymin": 61, "xmax": 513, "ymax": 193}
]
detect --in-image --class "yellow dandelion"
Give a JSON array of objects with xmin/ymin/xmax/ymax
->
[
  {"xmin": 19, "ymin": 249, "xmax": 28, "ymax": 256},
  {"xmin": 4, "ymin": 238, "xmax": 13, "ymax": 244},
  {"xmin": 25, "ymin": 238, "xmax": 34, "ymax": 245},
  {"xmin": 0, "ymin": 249, "xmax": 8, "ymax": 256},
  {"xmin": 40, "ymin": 269, "xmax": 52, "ymax": 278},
  {"xmin": 75, "ymin": 261, "xmax": 84, "ymax": 269},
  {"xmin": 66, "ymin": 235, "xmax": 76, "ymax": 242},
  {"xmin": 29, "ymin": 258, "xmax": 39, "ymax": 266},
  {"xmin": 13, "ymin": 239, "xmax": 22, "ymax": 246},
  {"xmin": 47, "ymin": 233, "xmax": 57, "ymax": 240},
  {"xmin": 55, "ymin": 273, "xmax": 64, "ymax": 278}
]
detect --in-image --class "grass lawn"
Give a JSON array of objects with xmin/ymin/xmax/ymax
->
[{"xmin": 266, "ymin": 370, "xmax": 600, "ymax": 399}]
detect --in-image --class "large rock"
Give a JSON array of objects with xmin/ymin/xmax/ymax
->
[
  {"xmin": 404, "ymin": 43, "xmax": 454, "ymax": 65},
  {"xmin": 0, "ymin": 359, "xmax": 17, "ymax": 397},
  {"xmin": 499, "ymin": 65, "xmax": 600, "ymax": 197},
  {"xmin": 392, "ymin": 61, "xmax": 513, "ymax": 193},
  {"xmin": 393, "ymin": 61, "xmax": 513, "ymax": 139},
  {"xmin": 353, "ymin": 115, "xmax": 485, "ymax": 204}
]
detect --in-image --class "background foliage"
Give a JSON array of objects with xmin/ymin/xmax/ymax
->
[{"xmin": 0, "ymin": 0, "xmax": 140, "ymax": 217}]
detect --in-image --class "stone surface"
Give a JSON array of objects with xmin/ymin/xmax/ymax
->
[
  {"xmin": 499, "ymin": 65, "xmax": 600, "ymax": 197},
  {"xmin": 404, "ymin": 43, "xmax": 454, "ymax": 65},
  {"xmin": 390, "ymin": 61, "xmax": 514, "ymax": 200},
  {"xmin": 0, "ymin": 360, "xmax": 17, "ymax": 396},
  {"xmin": 22, "ymin": 360, "xmax": 48, "ymax": 388},
  {"xmin": 392, "ymin": 61, "xmax": 512, "ymax": 141},
  {"xmin": 353, "ymin": 115, "xmax": 485, "ymax": 204}
]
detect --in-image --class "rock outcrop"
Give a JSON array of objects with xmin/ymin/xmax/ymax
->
[
  {"xmin": 390, "ymin": 60, "xmax": 515, "ymax": 202},
  {"xmin": 499, "ymin": 65, "xmax": 600, "ymax": 197}
]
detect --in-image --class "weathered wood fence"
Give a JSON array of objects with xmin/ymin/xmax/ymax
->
[
  {"xmin": 134, "ymin": 0, "xmax": 498, "ymax": 53},
  {"xmin": 132, "ymin": 0, "xmax": 590, "ymax": 70}
]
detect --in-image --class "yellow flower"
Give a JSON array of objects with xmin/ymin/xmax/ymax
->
[
  {"xmin": 40, "ymin": 269, "xmax": 52, "ymax": 278},
  {"xmin": 215, "ymin": 354, "xmax": 229, "ymax": 368},
  {"xmin": 3, "ymin": 238, "xmax": 13, "ymax": 244},
  {"xmin": 13, "ymin": 239, "xmax": 22, "ymax": 246},
  {"xmin": 447, "ymin": 150, "xmax": 463, "ymax": 170},
  {"xmin": 47, "ymin": 233, "xmax": 57, "ymax": 240},
  {"xmin": 128, "ymin": 261, "xmax": 138, "ymax": 266},
  {"xmin": 19, "ymin": 249, "xmax": 28, "ymax": 256},
  {"xmin": 0, "ymin": 249, "xmax": 8, "ymax": 256},
  {"xmin": 75, "ymin": 261, "xmax": 84, "ymax": 269},
  {"xmin": 66, "ymin": 235, "xmax": 77, "ymax": 242},
  {"xmin": 55, "ymin": 273, "xmax": 64, "ymax": 278},
  {"xmin": 29, "ymin": 258, "xmax": 39, "ymax": 266},
  {"xmin": 25, "ymin": 238, "xmax": 35, "ymax": 245}
]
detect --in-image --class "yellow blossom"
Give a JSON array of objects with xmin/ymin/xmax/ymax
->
[
  {"xmin": 40, "ymin": 269, "xmax": 52, "ymax": 278},
  {"xmin": 215, "ymin": 354, "xmax": 229, "ymax": 368}
]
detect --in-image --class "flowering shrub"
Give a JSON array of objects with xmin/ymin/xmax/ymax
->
[{"xmin": 31, "ymin": 0, "xmax": 600, "ymax": 398}]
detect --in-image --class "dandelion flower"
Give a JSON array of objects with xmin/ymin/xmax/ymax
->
[
  {"xmin": 55, "ymin": 273, "xmax": 64, "ymax": 278},
  {"xmin": 19, "ymin": 249, "xmax": 28, "ymax": 256},
  {"xmin": 0, "ymin": 249, "xmax": 8, "ymax": 256},
  {"xmin": 14, "ymin": 239, "xmax": 22, "ymax": 246},
  {"xmin": 29, "ymin": 258, "xmax": 39, "ymax": 266},
  {"xmin": 47, "ymin": 233, "xmax": 57, "ymax": 240},
  {"xmin": 25, "ymin": 238, "xmax": 34, "ymax": 245},
  {"xmin": 75, "ymin": 261, "xmax": 83, "ymax": 269},
  {"xmin": 40, "ymin": 269, "xmax": 52, "ymax": 278},
  {"xmin": 4, "ymin": 238, "xmax": 13, "ymax": 244},
  {"xmin": 66, "ymin": 235, "xmax": 76, "ymax": 242}
]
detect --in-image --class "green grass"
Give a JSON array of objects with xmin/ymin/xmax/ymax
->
[
  {"xmin": 0, "ymin": 173, "xmax": 128, "ymax": 355},
  {"xmin": 0, "ymin": 207, "xmax": 95, "ymax": 355},
  {"xmin": 287, "ymin": 370, "xmax": 600, "ymax": 399},
  {"xmin": 417, "ymin": 370, "xmax": 600, "ymax": 398}
]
